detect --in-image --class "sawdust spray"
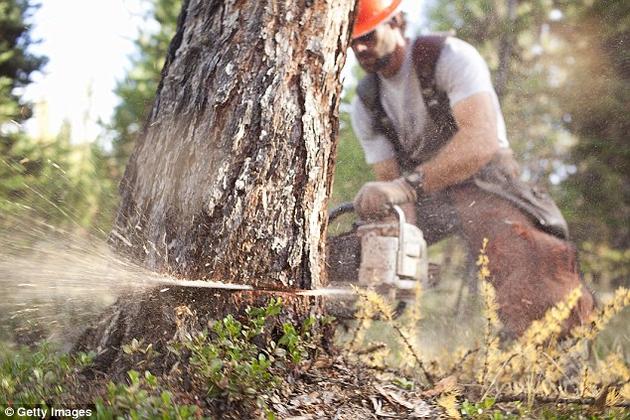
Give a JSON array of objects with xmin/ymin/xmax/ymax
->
[{"xmin": 0, "ymin": 210, "xmax": 235, "ymax": 348}]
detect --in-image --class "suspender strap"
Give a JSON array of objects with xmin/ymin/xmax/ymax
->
[
  {"xmin": 356, "ymin": 73, "xmax": 413, "ymax": 169},
  {"xmin": 412, "ymin": 36, "xmax": 458, "ymax": 141}
]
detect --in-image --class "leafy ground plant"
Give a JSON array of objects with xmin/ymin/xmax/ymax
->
[
  {"xmin": 95, "ymin": 370, "xmax": 201, "ymax": 419},
  {"xmin": 169, "ymin": 298, "xmax": 329, "ymax": 414},
  {"xmin": 0, "ymin": 341, "xmax": 93, "ymax": 406},
  {"xmin": 1, "ymin": 298, "xmax": 332, "ymax": 418}
]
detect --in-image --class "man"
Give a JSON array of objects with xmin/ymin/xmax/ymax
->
[{"xmin": 340, "ymin": 0, "xmax": 593, "ymax": 337}]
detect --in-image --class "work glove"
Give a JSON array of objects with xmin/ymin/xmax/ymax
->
[{"xmin": 353, "ymin": 178, "xmax": 416, "ymax": 220}]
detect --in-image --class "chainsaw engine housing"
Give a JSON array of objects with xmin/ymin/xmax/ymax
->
[{"xmin": 356, "ymin": 206, "xmax": 428, "ymax": 293}]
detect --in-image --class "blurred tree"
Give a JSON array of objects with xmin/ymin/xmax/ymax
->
[
  {"xmin": 1, "ymin": 120, "xmax": 117, "ymax": 235},
  {"xmin": 108, "ymin": 0, "xmax": 180, "ymax": 174},
  {"xmin": 427, "ymin": 0, "xmax": 570, "ymax": 186},
  {"xmin": 555, "ymin": 0, "xmax": 629, "ymax": 248},
  {"xmin": 0, "ymin": 0, "xmax": 46, "ymax": 125},
  {"xmin": 0, "ymin": 0, "xmax": 47, "ymax": 225},
  {"xmin": 0, "ymin": 0, "xmax": 116, "ymax": 234},
  {"xmin": 554, "ymin": 0, "xmax": 629, "ymax": 286}
]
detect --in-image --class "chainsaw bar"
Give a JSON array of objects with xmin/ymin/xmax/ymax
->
[
  {"xmin": 144, "ymin": 276, "xmax": 357, "ymax": 298},
  {"xmin": 138, "ymin": 202, "xmax": 421, "ymax": 301}
]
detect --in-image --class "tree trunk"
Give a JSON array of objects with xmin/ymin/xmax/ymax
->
[
  {"xmin": 77, "ymin": 0, "xmax": 355, "ymax": 375},
  {"xmin": 111, "ymin": 0, "xmax": 355, "ymax": 290}
]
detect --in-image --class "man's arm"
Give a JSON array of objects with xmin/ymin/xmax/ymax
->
[
  {"xmin": 418, "ymin": 91, "xmax": 499, "ymax": 194},
  {"xmin": 352, "ymin": 92, "xmax": 499, "ymax": 219},
  {"xmin": 372, "ymin": 159, "xmax": 401, "ymax": 181}
]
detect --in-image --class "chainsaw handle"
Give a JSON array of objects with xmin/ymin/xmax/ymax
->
[
  {"xmin": 328, "ymin": 202, "xmax": 355, "ymax": 223},
  {"xmin": 327, "ymin": 202, "xmax": 406, "ymax": 224}
]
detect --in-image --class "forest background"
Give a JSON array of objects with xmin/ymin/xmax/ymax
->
[{"xmin": 2, "ymin": 0, "xmax": 627, "ymax": 289}]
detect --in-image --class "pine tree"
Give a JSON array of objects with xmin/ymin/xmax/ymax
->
[
  {"xmin": 555, "ymin": 0, "xmax": 629, "ymax": 250},
  {"xmin": 552, "ymin": 0, "xmax": 629, "ymax": 287},
  {"xmin": 81, "ymin": 0, "xmax": 355, "ymax": 375},
  {"xmin": 0, "ymin": 0, "xmax": 116, "ymax": 233},
  {"xmin": 108, "ymin": 0, "xmax": 180, "ymax": 174},
  {"xmin": 0, "ymin": 0, "xmax": 47, "ymax": 224},
  {"xmin": 0, "ymin": 0, "xmax": 46, "ymax": 125}
]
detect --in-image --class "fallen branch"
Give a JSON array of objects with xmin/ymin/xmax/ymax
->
[
  {"xmin": 391, "ymin": 323, "xmax": 434, "ymax": 387},
  {"xmin": 356, "ymin": 343, "xmax": 387, "ymax": 356}
]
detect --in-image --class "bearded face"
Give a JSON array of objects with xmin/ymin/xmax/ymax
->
[{"xmin": 351, "ymin": 18, "xmax": 404, "ymax": 74}]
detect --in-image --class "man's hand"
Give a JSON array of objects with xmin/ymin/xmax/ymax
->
[{"xmin": 353, "ymin": 178, "xmax": 416, "ymax": 219}]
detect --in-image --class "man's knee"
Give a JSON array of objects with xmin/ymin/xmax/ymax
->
[
  {"xmin": 452, "ymin": 187, "xmax": 594, "ymax": 337},
  {"xmin": 483, "ymin": 220, "xmax": 594, "ymax": 337}
]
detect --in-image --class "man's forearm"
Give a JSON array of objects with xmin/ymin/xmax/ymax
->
[
  {"xmin": 372, "ymin": 158, "xmax": 401, "ymax": 181},
  {"xmin": 419, "ymin": 125, "xmax": 499, "ymax": 194},
  {"xmin": 417, "ymin": 92, "xmax": 500, "ymax": 194}
]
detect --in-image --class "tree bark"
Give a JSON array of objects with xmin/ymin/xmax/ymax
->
[
  {"xmin": 77, "ymin": 1, "xmax": 356, "ymax": 376},
  {"xmin": 111, "ymin": 0, "xmax": 355, "ymax": 290}
]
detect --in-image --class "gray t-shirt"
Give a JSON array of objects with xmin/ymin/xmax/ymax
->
[{"xmin": 351, "ymin": 37, "xmax": 509, "ymax": 165}]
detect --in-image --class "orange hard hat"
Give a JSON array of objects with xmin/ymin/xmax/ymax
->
[{"xmin": 352, "ymin": 0, "xmax": 403, "ymax": 39}]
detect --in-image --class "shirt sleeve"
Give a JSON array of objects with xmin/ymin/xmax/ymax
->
[
  {"xmin": 350, "ymin": 95, "xmax": 396, "ymax": 165},
  {"xmin": 435, "ymin": 38, "xmax": 496, "ymax": 108}
]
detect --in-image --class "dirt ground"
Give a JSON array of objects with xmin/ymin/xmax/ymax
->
[{"xmin": 258, "ymin": 358, "xmax": 443, "ymax": 419}]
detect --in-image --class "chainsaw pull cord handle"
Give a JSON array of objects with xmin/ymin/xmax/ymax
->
[{"xmin": 328, "ymin": 202, "xmax": 406, "ymax": 224}]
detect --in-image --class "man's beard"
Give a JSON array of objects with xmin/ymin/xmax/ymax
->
[
  {"xmin": 360, "ymin": 52, "xmax": 393, "ymax": 74},
  {"xmin": 374, "ymin": 54, "xmax": 393, "ymax": 71}
]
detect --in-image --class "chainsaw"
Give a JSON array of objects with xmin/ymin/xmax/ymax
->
[
  {"xmin": 324, "ymin": 202, "xmax": 429, "ymax": 303},
  {"xmin": 148, "ymin": 203, "xmax": 429, "ymax": 305}
]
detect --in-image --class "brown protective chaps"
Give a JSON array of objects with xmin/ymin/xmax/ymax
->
[{"xmin": 449, "ymin": 183, "xmax": 593, "ymax": 337}]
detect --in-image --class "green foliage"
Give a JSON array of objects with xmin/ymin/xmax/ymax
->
[
  {"xmin": 278, "ymin": 315, "xmax": 320, "ymax": 365},
  {"xmin": 0, "ymin": 336, "xmax": 201, "ymax": 416},
  {"xmin": 391, "ymin": 376, "xmax": 415, "ymax": 390},
  {"xmin": 0, "ymin": 0, "xmax": 46, "ymax": 126},
  {"xmin": 461, "ymin": 397, "xmax": 520, "ymax": 419},
  {"xmin": 0, "ymin": 341, "xmax": 93, "ymax": 405},
  {"xmin": 121, "ymin": 338, "xmax": 161, "ymax": 369},
  {"xmin": 171, "ymin": 299, "xmax": 325, "ymax": 411},
  {"xmin": 108, "ymin": 0, "xmax": 181, "ymax": 171},
  {"xmin": 330, "ymin": 111, "xmax": 373, "ymax": 206},
  {"xmin": 95, "ymin": 370, "xmax": 201, "ymax": 419},
  {"xmin": 0, "ymin": 121, "xmax": 118, "ymax": 234},
  {"xmin": 578, "ymin": 242, "xmax": 630, "ymax": 289},
  {"xmin": 0, "ymin": 301, "xmax": 330, "ymax": 417},
  {"xmin": 184, "ymin": 315, "xmax": 278, "ymax": 402}
]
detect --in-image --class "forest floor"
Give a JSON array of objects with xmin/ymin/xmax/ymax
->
[
  {"xmin": 1, "ymin": 238, "xmax": 629, "ymax": 418},
  {"xmin": 2, "ymin": 282, "xmax": 629, "ymax": 419}
]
